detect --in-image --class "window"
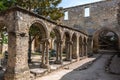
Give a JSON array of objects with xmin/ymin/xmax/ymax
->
[
  {"xmin": 84, "ymin": 8, "xmax": 90, "ymax": 17},
  {"xmin": 64, "ymin": 11, "xmax": 68, "ymax": 20}
]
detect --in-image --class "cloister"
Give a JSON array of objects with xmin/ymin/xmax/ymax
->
[
  {"xmin": 1, "ymin": 0, "xmax": 120, "ymax": 80},
  {"xmin": 0, "ymin": 7, "xmax": 88, "ymax": 80}
]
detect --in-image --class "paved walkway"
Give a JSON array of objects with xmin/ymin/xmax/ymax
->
[
  {"xmin": 110, "ymin": 55, "xmax": 120, "ymax": 74},
  {"xmin": 36, "ymin": 54, "xmax": 120, "ymax": 80}
]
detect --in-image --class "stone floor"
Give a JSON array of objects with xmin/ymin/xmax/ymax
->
[
  {"xmin": 109, "ymin": 55, "xmax": 120, "ymax": 74},
  {"xmin": 30, "ymin": 55, "xmax": 77, "ymax": 77},
  {"xmin": 36, "ymin": 54, "xmax": 120, "ymax": 80},
  {"xmin": 1, "ymin": 53, "xmax": 120, "ymax": 80}
]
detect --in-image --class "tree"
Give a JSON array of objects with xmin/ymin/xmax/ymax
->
[
  {"xmin": 0, "ymin": 0, "xmax": 64, "ymax": 21},
  {"xmin": 28, "ymin": 24, "xmax": 42, "ymax": 62}
]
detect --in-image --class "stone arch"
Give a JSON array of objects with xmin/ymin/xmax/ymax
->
[
  {"xmin": 72, "ymin": 33, "xmax": 77, "ymax": 59},
  {"xmin": 49, "ymin": 27, "xmax": 63, "ymax": 64},
  {"xmin": 93, "ymin": 27, "xmax": 120, "ymax": 53},
  {"xmin": 49, "ymin": 26, "xmax": 62, "ymax": 50},
  {"xmin": 63, "ymin": 30, "xmax": 72, "ymax": 61},
  {"xmin": 63, "ymin": 30, "xmax": 71, "ymax": 40},
  {"xmin": 28, "ymin": 20, "xmax": 49, "ymax": 63},
  {"xmin": 52, "ymin": 27, "xmax": 61, "ymax": 40},
  {"xmin": 29, "ymin": 20, "xmax": 49, "ymax": 38}
]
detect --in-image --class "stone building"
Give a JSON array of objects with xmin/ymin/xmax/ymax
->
[
  {"xmin": 61, "ymin": 0, "xmax": 120, "ymax": 53},
  {"xmin": 0, "ymin": 6, "xmax": 88, "ymax": 80},
  {"xmin": 0, "ymin": 0, "xmax": 120, "ymax": 80}
]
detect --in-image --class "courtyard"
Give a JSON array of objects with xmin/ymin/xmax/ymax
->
[
  {"xmin": 0, "ymin": 0, "xmax": 120, "ymax": 80},
  {"xmin": 36, "ymin": 52, "xmax": 120, "ymax": 80}
]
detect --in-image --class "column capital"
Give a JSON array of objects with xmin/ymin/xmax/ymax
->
[
  {"xmin": 66, "ymin": 41, "xmax": 73, "ymax": 45},
  {"xmin": 41, "ymin": 38, "xmax": 50, "ymax": 44},
  {"xmin": 55, "ymin": 39, "xmax": 63, "ymax": 44}
]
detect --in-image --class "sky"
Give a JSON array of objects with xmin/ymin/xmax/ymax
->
[{"xmin": 58, "ymin": 0, "xmax": 103, "ymax": 8}]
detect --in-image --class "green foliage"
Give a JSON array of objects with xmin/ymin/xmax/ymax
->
[
  {"xmin": 0, "ymin": 0, "xmax": 64, "ymax": 21},
  {"xmin": 0, "ymin": 25, "xmax": 8, "ymax": 44},
  {"xmin": 29, "ymin": 24, "xmax": 41, "ymax": 36},
  {"xmin": 29, "ymin": 24, "xmax": 42, "ymax": 42},
  {"xmin": 1, "ymin": 32, "xmax": 8, "ymax": 44},
  {"xmin": 50, "ymin": 31, "xmax": 55, "ymax": 39}
]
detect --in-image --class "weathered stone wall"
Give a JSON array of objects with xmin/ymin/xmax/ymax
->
[{"xmin": 61, "ymin": 0, "xmax": 120, "ymax": 35}]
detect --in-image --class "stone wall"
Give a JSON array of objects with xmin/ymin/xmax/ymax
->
[{"xmin": 61, "ymin": 0, "xmax": 120, "ymax": 35}]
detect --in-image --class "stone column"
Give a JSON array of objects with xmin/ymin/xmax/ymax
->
[
  {"xmin": 82, "ymin": 42, "xmax": 84, "ymax": 57},
  {"xmin": 40, "ymin": 41, "xmax": 46, "ymax": 68},
  {"xmin": 84, "ymin": 42, "xmax": 86, "ymax": 56},
  {"xmin": 59, "ymin": 40, "xmax": 63, "ymax": 64},
  {"xmin": 69, "ymin": 41, "xmax": 73, "ymax": 61},
  {"xmin": 66, "ymin": 41, "xmax": 72, "ymax": 61},
  {"xmin": 4, "ymin": 32, "xmax": 30, "ymax": 80},
  {"xmin": 79, "ymin": 43, "xmax": 82, "ymax": 57},
  {"xmin": 72, "ymin": 42, "xmax": 77, "ymax": 59},
  {"xmin": 45, "ymin": 39, "xmax": 50, "ymax": 69},
  {"xmin": 54, "ymin": 40, "xmax": 59, "ymax": 64},
  {"xmin": 76, "ymin": 37, "xmax": 79, "ymax": 61},
  {"xmin": 40, "ymin": 39, "xmax": 50, "ymax": 69},
  {"xmin": 84, "ymin": 42, "xmax": 88, "ymax": 57},
  {"xmin": 55, "ymin": 40, "xmax": 63, "ymax": 64},
  {"xmin": 65, "ymin": 42, "xmax": 69, "ymax": 60}
]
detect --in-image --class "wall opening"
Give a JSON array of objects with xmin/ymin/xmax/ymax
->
[
  {"xmin": 64, "ymin": 11, "xmax": 69, "ymax": 20},
  {"xmin": 84, "ymin": 8, "xmax": 90, "ymax": 17},
  {"xmin": 98, "ymin": 31, "xmax": 118, "ymax": 50}
]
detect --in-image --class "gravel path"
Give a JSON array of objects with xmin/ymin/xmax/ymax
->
[{"xmin": 36, "ymin": 54, "xmax": 120, "ymax": 80}]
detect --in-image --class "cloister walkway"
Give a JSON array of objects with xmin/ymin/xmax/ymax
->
[{"xmin": 36, "ymin": 53, "xmax": 120, "ymax": 80}]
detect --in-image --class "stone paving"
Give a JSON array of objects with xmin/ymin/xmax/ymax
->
[
  {"xmin": 36, "ymin": 54, "xmax": 120, "ymax": 80},
  {"xmin": 109, "ymin": 55, "xmax": 120, "ymax": 74},
  {"xmin": 35, "ymin": 54, "xmax": 100, "ymax": 80}
]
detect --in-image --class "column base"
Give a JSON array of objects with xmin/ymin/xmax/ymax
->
[
  {"xmin": 54, "ymin": 60, "xmax": 63, "ymax": 64},
  {"xmin": 64, "ymin": 58, "xmax": 72, "ymax": 62},
  {"xmin": 40, "ymin": 63, "xmax": 50, "ymax": 69},
  {"xmin": 72, "ymin": 56, "xmax": 77, "ymax": 59},
  {"xmin": 28, "ymin": 59, "xmax": 32, "ymax": 63},
  {"xmin": 4, "ymin": 68, "xmax": 30, "ymax": 80}
]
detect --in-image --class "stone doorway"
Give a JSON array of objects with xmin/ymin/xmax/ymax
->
[{"xmin": 98, "ymin": 31, "xmax": 118, "ymax": 51}]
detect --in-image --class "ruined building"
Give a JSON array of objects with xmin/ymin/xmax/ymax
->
[
  {"xmin": 0, "ymin": 0, "xmax": 120, "ymax": 80},
  {"xmin": 61, "ymin": 0, "xmax": 120, "ymax": 53}
]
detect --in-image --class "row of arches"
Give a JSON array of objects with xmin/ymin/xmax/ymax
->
[
  {"xmin": 1, "ymin": 19, "xmax": 120, "ymax": 80},
  {"xmin": 0, "ymin": 20, "xmax": 88, "ymax": 80},
  {"xmin": 27, "ymin": 22, "xmax": 88, "ymax": 67}
]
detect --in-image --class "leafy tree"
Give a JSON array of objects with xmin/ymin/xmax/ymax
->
[{"xmin": 0, "ymin": 0, "xmax": 64, "ymax": 21}]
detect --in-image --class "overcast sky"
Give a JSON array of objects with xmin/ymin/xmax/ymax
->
[{"xmin": 58, "ymin": 0, "xmax": 103, "ymax": 8}]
